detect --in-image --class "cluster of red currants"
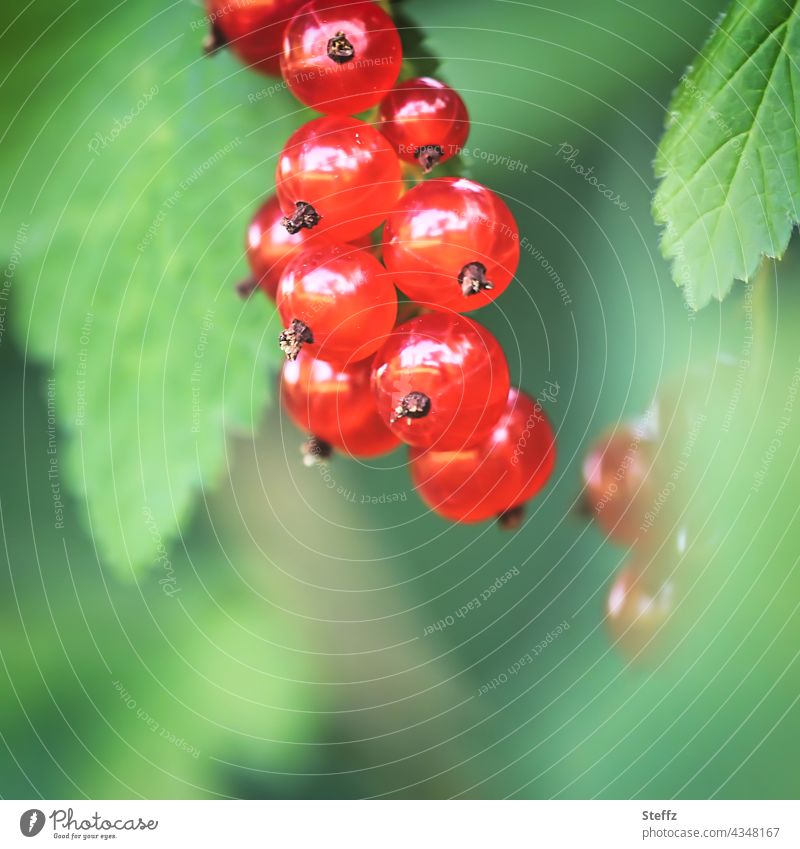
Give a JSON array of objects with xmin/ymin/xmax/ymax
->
[
  {"xmin": 581, "ymin": 368, "xmax": 725, "ymax": 661},
  {"xmin": 205, "ymin": 0, "xmax": 556, "ymax": 526}
]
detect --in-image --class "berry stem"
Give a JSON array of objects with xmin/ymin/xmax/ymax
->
[
  {"xmin": 390, "ymin": 391, "xmax": 431, "ymax": 424},
  {"xmin": 282, "ymin": 201, "xmax": 321, "ymax": 235},
  {"xmin": 327, "ymin": 31, "xmax": 355, "ymax": 63},
  {"xmin": 458, "ymin": 261, "xmax": 494, "ymax": 297},
  {"xmin": 203, "ymin": 22, "xmax": 226, "ymax": 55},
  {"xmin": 235, "ymin": 277, "xmax": 258, "ymax": 298},
  {"xmin": 302, "ymin": 435, "xmax": 332, "ymax": 466},
  {"xmin": 415, "ymin": 145, "xmax": 443, "ymax": 173},
  {"xmin": 498, "ymin": 505, "xmax": 525, "ymax": 530},
  {"xmin": 279, "ymin": 319, "xmax": 314, "ymax": 361}
]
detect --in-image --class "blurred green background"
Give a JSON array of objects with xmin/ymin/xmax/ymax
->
[{"xmin": 1, "ymin": 0, "xmax": 798, "ymax": 799}]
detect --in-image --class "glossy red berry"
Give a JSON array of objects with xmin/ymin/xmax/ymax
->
[
  {"xmin": 281, "ymin": 354, "xmax": 399, "ymax": 458},
  {"xmin": 378, "ymin": 77, "xmax": 469, "ymax": 172},
  {"xmin": 276, "ymin": 116, "xmax": 403, "ymax": 243},
  {"xmin": 382, "ymin": 178, "xmax": 520, "ymax": 312},
  {"xmin": 410, "ymin": 388, "xmax": 555, "ymax": 524},
  {"xmin": 281, "ymin": 1, "xmax": 402, "ymax": 115},
  {"xmin": 245, "ymin": 196, "xmax": 375, "ymax": 300},
  {"xmin": 204, "ymin": 0, "xmax": 306, "ymax": 76},
  {"xmin": 277, "ymin": 242, "xmax": 396, "ymax": 364},
  {"xmin": 582, "ymin": 422, "xmax": 656, "ymax": 544},
  {"xmin": 372, "ymin": 312, "xmax": 510, "ymax": 451}
]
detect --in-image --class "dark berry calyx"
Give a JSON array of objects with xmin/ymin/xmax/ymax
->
[
  {"xmin": 327, "ymin": 31, "xmax": 355, "ymax": 63},
  {"xmin": 235, "ymin": 276, "xmax": 258, "ymax": 298},
  {"xmin": 279, "ymin": 318, "xmax": 314, "ymax": 361},
  {"xmin": 498, "ymin": 505, "xmax": 525, "ymax": 530},
  {"xmin": 391, "ymin": 391, "xmax": 431, "ymax": 423},
  {"xmin": 203, "ymin": 22, "xmax": 226, "ymax": 56},
  {"xmin": 458, "ymin": 261, "xmax": 494, "ymax": 296},
  {"xmin": 415, "ymin": 145, "xmax": 443, "ymax": 173},
  {"xmin": 282, "ymin": 201, "xmax": 321, "ymax": 235},
  {"xmin": 302, "ymin": 435, "xmax": 332, "ymax": 467}
]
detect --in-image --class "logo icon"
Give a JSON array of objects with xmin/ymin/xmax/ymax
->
[{"xmin": 19, "ymin": 809, "xmax": 45, "ymax": 837}]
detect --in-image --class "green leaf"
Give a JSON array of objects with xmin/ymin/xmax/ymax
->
[
  {"xmin": 2, "ymin": 0, "xmax": 299, "ymax": 575},
  {"xmin": 653, "ymin": 0, "xmax": 800, "ymax": 309}
]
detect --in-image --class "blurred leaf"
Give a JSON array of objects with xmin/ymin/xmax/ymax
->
[
  {"xmin": 1, "ymin": 0, "xmax": 294, "ymax": 576},
  {"xmin": 390, "ymin": 0, "xmax": 442, "ymax": 80},
  {"xmin": 654, "ymin": 0, "xmax": 800, "ymax": 309}
]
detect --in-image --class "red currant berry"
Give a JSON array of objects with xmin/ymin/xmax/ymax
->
[
  {"xmin": 582, "ymin": 421, "xmax": 656, "ymax": 544},
  {"xmin": 383, "ymin": 178, "xmax": 520, "ymax": 312},
  {"xmin": 281, "ymin": 1, "xmax": 402, "ymax": 115},
  {"xmin": 372, "ymin": 312, "xmax": 510, "ymax": 451},
  {"xmin": 204, "ymin": 0, "xmax": 306, "ymax": 76},
  {"xmin": 282, "ymin": 353, "xmax": 399, "ymax": 458},
  {"xmin": 378, "ymin": 77, "xmax": 469, "ymax": 172},
  {"xmin": 606, "ymin": 561, "xmax": 674, "ymax": 663},
  {"xmin": 409, "ymin": 388, "xmax": 555, "ymax": 524},
  {"xmin": 277, "ymin": 242, "xmax": 396, "ymax": 363},
  {"xmin": 276, "ymin": 116, "xmax": 403, "ymax": 243}
]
